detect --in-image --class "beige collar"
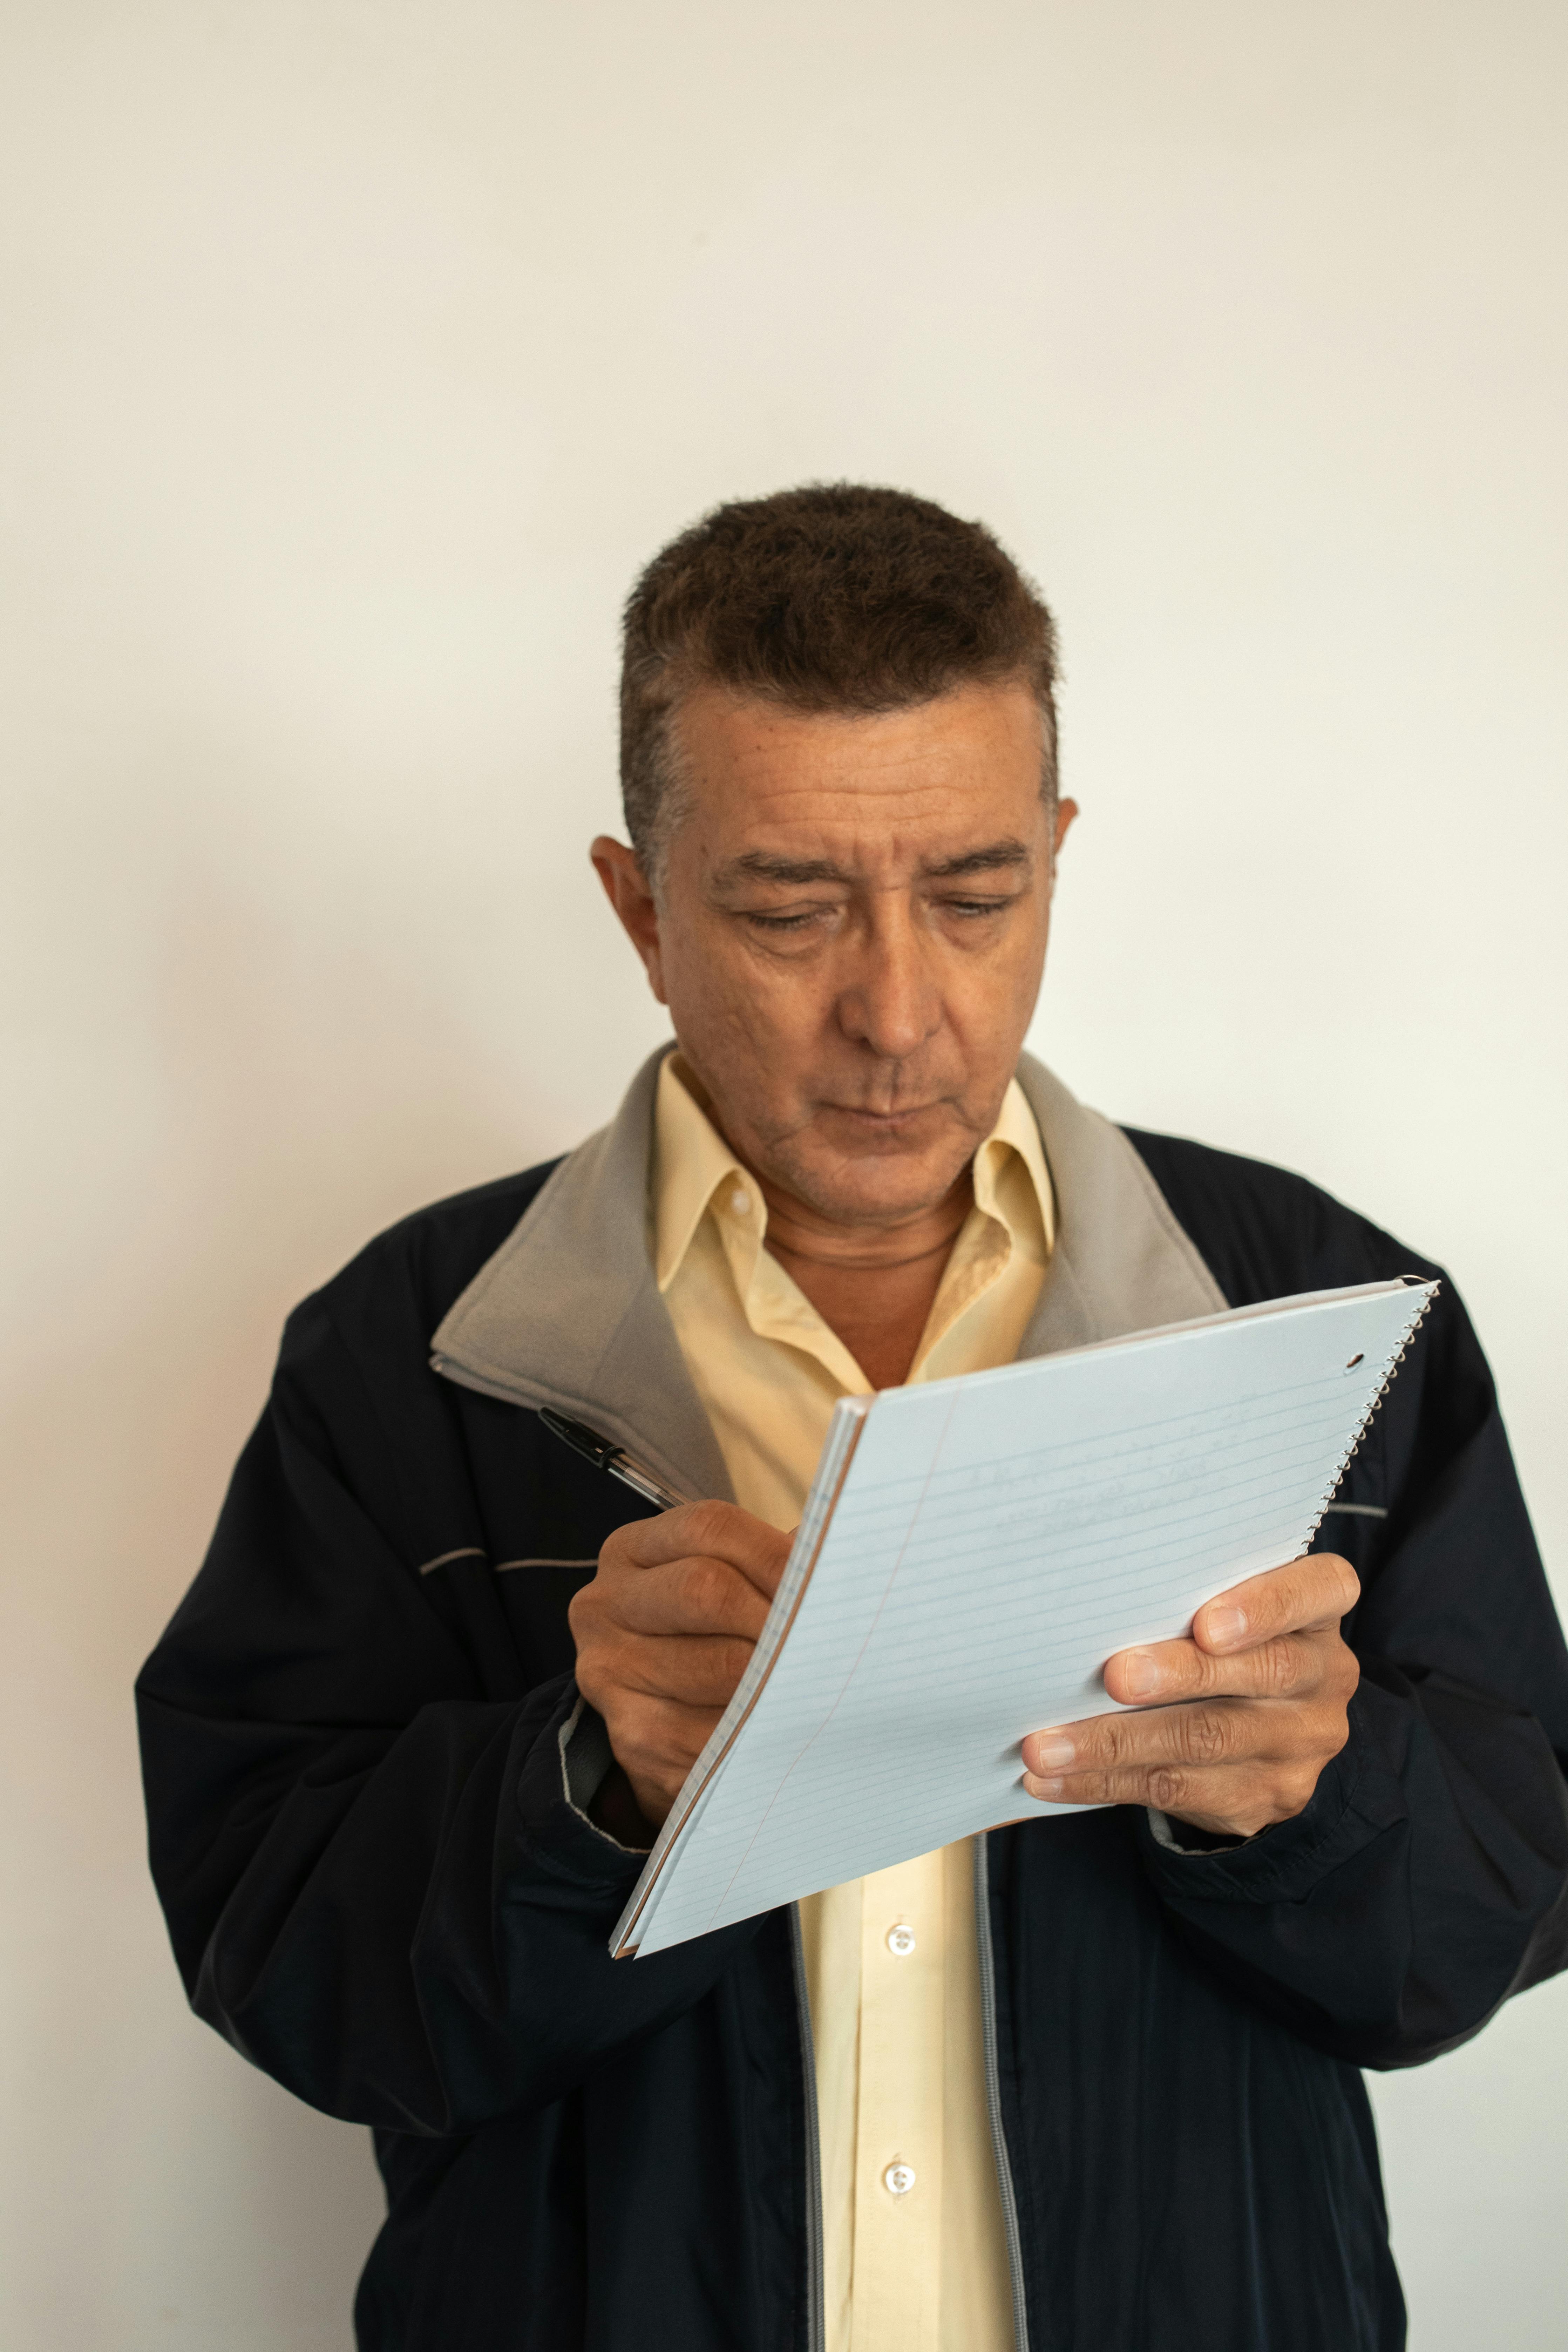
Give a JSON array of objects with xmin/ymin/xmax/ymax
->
[{"xmin": 429, "ymin": 1046, "xmax": 1225, "ymax": 1506}]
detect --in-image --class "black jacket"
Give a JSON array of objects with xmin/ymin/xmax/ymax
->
[{"xmin": 137, "ymin": 1120, "xmax": 1568, "ymax": 2352}]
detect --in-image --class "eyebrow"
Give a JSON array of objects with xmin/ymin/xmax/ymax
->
[
  {"xmin": 717, "ymin": 838, "xmax": 1034, "ymax": 889},
  {"xmin": 925, "ymin": 839, "xmax": 1033, "ymax": 878}
]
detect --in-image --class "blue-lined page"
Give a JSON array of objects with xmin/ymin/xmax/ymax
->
[{"xmin": 615, "ymin": 1278, "xmax": 1434, "ymax": 1957}]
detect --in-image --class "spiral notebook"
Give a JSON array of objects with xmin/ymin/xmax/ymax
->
[{"xmin": 613, "ymin": 1276, "xmax": 1437, "ymax": 1958}]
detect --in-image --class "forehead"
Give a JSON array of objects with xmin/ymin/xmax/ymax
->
[{"xmin": 672, "ymin": 681, "xmax": 1047, "ymax": 873}]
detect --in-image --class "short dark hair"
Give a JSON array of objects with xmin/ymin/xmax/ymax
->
[{"xmin": 619, "ymin": 483, "xmax": 1060, "ymax": 879}]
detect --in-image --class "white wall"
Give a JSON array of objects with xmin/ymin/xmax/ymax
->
[{"xmin": 2, "ymin": 4, "xmax": 1565, "ymax": 2344}]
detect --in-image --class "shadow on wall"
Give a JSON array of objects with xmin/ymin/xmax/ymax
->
[{"xmin": 1, "ymin": 879, "xmax": 550, "ymax": 2351}]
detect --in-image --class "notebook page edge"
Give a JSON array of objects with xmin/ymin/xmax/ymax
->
[
  {"xmin": 873, "ymin": 1275, "xmax": 1439, "ymax": 1413},
  {"xmin": 610, "ymin": 1397, "xmax": 871, "ymax": 1957}
]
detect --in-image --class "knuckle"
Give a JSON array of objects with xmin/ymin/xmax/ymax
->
[
  {"xmin": 568, "ymin": 1588, "xmax": 611, "ymax": 1662},
  {"xmin": 605, "ymin": 1694, "xmax": 659, "ymax": 1768},
  {"xmin": 575, "ymin": 1632, "xmax": 627, "ymax": 1710},
  {"xmin": 621, "ymin": 1696, "xmax": 692, "ymax": 1775},
  {"xmin": 1326, "ymin": 1553, "xmax": 1362, "ymax": 1612},
  {"xmin": 1153, "ymin": 1643, "xmax": 1208, "ymax": 1698},
  {"xmin": 1276, "ymin": 1570, "xmax": 1317, "ymax": 1630},
  {"xmin": 595, "ymin": 1524, "xmax": 634, "ymax": 1571},
  {"xmin": 681, "ymin": 1555, "xmax": 731, "ymax": 1620},
  {"xmin": 1245, "ymin": 1568, "xmax": 1292, "ymax": 1631},
  {"xmin": 1099, "ymin": 1715, "xmax": 1135, "ymax": 1770},
  {"xmin": 1259, "ymin": 1638, "xmax": 1304, "ymax": 1699},
  {"xmin": 1294, "ymin": 1552, "xmax": 1358, "ymax": 1623},
  {"xmin": 1186, "ymin": 1646, "xmax": 1223, "ymax": 1696},
  {"xmin": 573, "ymin": 1657, "xmax": 605, "ymax": 1712},
  {"xmin": 1316, "ymin": 1700, "xmax": 1353, "ymax": 1763},
  {"xmin": 694, "ymin": 1636, "xmax": 751, "ymax": 1703},
  {"xmin": 677, "ymin": 1552, "xmax": 719, "ymax": 1608},
  {"xmin": 1181, "ymin": 1706, "xmax": 1234, "ymax": 1767},
  {"xmin": 1147, "ymin": 1765, "xmax": 1190, "ymax": 1814},
  {"xmin": 663, "ymin": 1557, "xmax": 733, "ymax": 1632},
  {"xmin": 681, "ymin": 1499, "xmax": 736, "ymax": 1557}
]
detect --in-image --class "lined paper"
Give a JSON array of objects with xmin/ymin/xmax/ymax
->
[{"xmin": 616, "ymin": 1278, "xmax": 1434, "ymax": 1957}]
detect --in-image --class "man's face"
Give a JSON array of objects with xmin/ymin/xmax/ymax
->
[{"xmin": 593, "ymin": 679, "xmax": 1076, "ymax": 1229}]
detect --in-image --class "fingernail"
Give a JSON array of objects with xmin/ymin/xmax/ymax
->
[
  {"xmin": 1206, "ymin": 1607, "xmax": 1247, "ymax": 1647},
  {"xmin": 1025, "ymin": 1775, "xmax": 1065, "ymax": 1802},
  {"xmin": 1120, "ymin": 1650, "xmax": 1161, "ymax": 1697},
  {"xmin": 1030, "ymin": 1734, "xmax": 1076, "ymax": 1770}
]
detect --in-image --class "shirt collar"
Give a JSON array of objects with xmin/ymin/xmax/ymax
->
[
  {"xmin": 654, "ymin": 1052, "xmax": 1055, "ymax": 1295},
  {"xmin": 972, "ymin": 1068, "xmax": 1056, "ymax": 1258},
  {"xmin": 654, "ymin": 1056, "xmax": 760, "ymax": 1293}
]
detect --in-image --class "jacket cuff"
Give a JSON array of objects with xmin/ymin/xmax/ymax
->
[
  {"xmin": 559, "ymin": 1694, "xmax": 616, "ymax": 1818},
  {"xmin": 1145, "ymin": 1809, "xmax": 1248, "ymax": 1855},
  {"xmin": 1136, "ymin": 1697, "xmax": 1378, "ymax": 1905},
  {"xmin": 513, "ymin": 1677, "xmax": 649, "ymax": 1893}
]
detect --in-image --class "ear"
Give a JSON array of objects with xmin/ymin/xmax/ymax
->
[
  {"xmin": 1049, "ymin": 797, "xmax": 1079, "ymax": 892},
  {"xmin": 590, "ymin": 837, "xmax": 668, "ymax": 1003}
]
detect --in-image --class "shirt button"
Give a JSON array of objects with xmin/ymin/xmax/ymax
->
[
  {"xmin": 885, "ymin": 1923, "xmax": 916, "ymax": 1957},
  {"xmin": 729, "ymin": 1188, "xmax": 751, "ymax": 1214},
  {"xmin": 883, "ymin": 2162, "xmax": 917, "ymax": 2197}
]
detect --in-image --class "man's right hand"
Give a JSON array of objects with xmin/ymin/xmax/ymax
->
[{"xmin": 568, "ymin": 1501, "xmax": 792, "ymax": 1837}]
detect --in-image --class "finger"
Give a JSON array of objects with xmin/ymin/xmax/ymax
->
[
  {"xmin": 1022, "ymin": 1758, "xmax": 1216, "ymax": 1809},
  {"xmin": 1019, "ymin": 1757, "xmax": 1299, "ymax": 1824},
  {"xmin": 611, "ymin": 1500, "xmax": 793, "ymax": 1598},
  {"xmin": 1021, "ymin": 1751, "xmax": 1328, "ymax": 1829},
  {"xmin": 1103, "ymin": 1627, "xmax": 1326, "ymax": 1708},
  {"xmin": 603, "ymin": 1692, "xmax": 722, "ymax": 1796},
  {"xmin": 1021, "ymin": 1694, "xmax": 1341, "ymax": 1782},
  {"xmin": 609, "ymin": 1554, "xmax": 773, "ymax": 1642},
  {"xmin": 606, "ymin": 1631, "xmax": 760, "ymax": 1708},
  {"xmin": 1191, "ymin": 1552, "xmax": 1360, "ymax": 1654}
]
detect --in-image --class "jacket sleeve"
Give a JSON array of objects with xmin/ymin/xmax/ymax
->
[
  {"xmin": 136, "ymin": 1296, "xmax": 759, "ymax": 2135},
  {"xmin": 1136, "ymin": 1274, "xmax": 1568, "ymax": 2068}
]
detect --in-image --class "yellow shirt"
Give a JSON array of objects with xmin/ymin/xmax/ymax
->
[{"xmin": 653, "ymin": 1053, "xmax": 1054, "ymax": 2352}]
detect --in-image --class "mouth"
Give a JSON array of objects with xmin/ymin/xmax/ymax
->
[{"xmin": 820, "ymin": 1102, "xmax": 947, "ymax": 1134}]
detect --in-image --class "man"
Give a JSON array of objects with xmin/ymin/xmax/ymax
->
[{"xmin": 138, "ymin": 485, "xmax": 1568, "ymax": 2352}]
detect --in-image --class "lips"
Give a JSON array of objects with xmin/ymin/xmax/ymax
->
[{"xmin": 820, "ymin": 1103, "xmax": 947, "ymax": 1130}]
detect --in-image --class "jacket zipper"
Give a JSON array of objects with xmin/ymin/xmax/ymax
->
[
  {"xmin": 788, "ymin": 1905, "xmax": 826, "ymax": 2352},
  {"xmin": 976, "ymin": 1833, "xmax": 1031, "ymax": 2352}
]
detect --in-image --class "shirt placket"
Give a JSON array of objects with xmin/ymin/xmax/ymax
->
[{"xmin": 849, "ymin": 1850, "xmax": 945, "ymax": 2352}]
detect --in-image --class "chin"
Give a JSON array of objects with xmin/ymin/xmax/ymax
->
[{"xmin": 789, "ymin": 1144, "xmax": 961, "ymax": 1227}]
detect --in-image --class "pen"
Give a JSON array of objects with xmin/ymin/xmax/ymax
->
[{"xmin": 538, "ymin": 1408, "xmax": 692, "ymax": 1512}]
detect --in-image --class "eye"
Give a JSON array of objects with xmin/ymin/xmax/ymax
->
[
  {"xmin": 941, "ymin": 895, "xmax": 1013, "ymax": 919},
  {"xmin": 746, "ymin": 908, "xmax": 821, "ymax": 933}
]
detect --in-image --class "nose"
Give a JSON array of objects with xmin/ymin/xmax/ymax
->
[{"xmin": 835, "ymin": 903, "xmax": 943, "ymax": 1065}]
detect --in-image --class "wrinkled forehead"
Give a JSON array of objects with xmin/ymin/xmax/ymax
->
[{"xmin": 670, "ymin": 680, "xmax": 1051, "ymax": 882}]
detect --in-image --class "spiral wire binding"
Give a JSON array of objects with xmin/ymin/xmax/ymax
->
[{"xmin": 1301, "ymin": 1280, "xmax": 1440, "ymax": 1549}]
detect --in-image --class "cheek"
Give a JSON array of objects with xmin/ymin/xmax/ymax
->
[
  {"xmin": 939, "ymin": 937, "xmax": 1047, "ymax": 1055},
  {"xmin": 665, "ymin": 935, "xmax": 829, "ymax": 1060}
]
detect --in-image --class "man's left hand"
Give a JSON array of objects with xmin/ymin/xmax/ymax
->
[{"xmin": 1019, "ymin": 1552, "xmax": 1361, "ymax": 1840}]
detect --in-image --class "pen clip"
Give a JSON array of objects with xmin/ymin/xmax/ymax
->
[
  {"xmin": 538, "ymin": 1409, "xmax": 690, "ymax": 1512},
  {"xmin": 539, "ymin": 1408, "xmax": 619, "ymax": 1472}
]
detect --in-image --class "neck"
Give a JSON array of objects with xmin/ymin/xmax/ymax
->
[{"xmin": 758, "ymin": 1170, "xmax": 974, "ymax": 1390}]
